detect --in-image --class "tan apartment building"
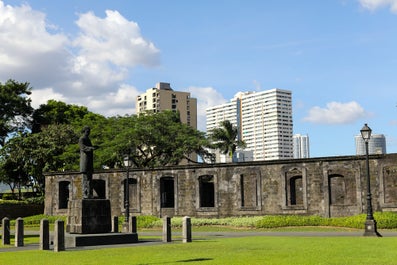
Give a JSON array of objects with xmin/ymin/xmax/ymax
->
[{"xmin": 136, "ymin": 82, "xmax": 197, "ymax": 129}]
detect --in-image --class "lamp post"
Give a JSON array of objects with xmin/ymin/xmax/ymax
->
[
  {"xmin": 360, "ymin": 123, "xmax": 381, "ymax": 237},
  {"xmin": 123, "ymin": 154, "xmax": 133, "ymax": 232}
]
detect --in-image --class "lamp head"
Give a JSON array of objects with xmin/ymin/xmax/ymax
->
[{"xmin": 360, "ymin": 123, "xmax": 372, "ymax": 142}]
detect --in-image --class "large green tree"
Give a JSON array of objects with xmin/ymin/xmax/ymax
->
[
  {"xmin": 209, "ymin": 120, "xmax": 246, "ymax": 162},
  {"xmin": 0, "ymin": 124, "xmax": 78, "ymax": 194},
  {"xmin": 107, "ymin": 111, "xmax": 212, "ymax": 168},
  {"xmin": 31, "ymin": 99, "xmax": 90, "ymax": 133},
  {"xmin": 0, "ymin": 80, "xmax": 33, "ymax": 146}
]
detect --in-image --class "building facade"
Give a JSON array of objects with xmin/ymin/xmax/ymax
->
[
  {"xmin": 136, "ymin": 82, "xmax": 197, "ymax": 129},
  {"xmin": 45, "ymin": 153, "xmax": 397, "ymax": 219},
  {"xmin": 206, "ymin": 88, "xmax": 293, "ymax": 161},
  {"xmin": 355, "ymin": 134, "xmax": 387, "ymax": 155},
  {"xmin": 293, "ymin": 134, "xmax": 310, "ymax": 158}
]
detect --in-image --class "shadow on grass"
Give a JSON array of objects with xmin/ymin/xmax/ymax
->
[{"xmin": 176, "ymin": 258, "xmax": 213, "ymax": 262}]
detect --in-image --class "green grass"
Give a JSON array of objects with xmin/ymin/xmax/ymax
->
[{"xmin": 1, "ymin": 236, "xmax": 396, "ymax": 265}]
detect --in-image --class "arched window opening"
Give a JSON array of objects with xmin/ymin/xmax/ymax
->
[
  {"xmin": 199, "ymin": 175, "xmax": 215, "ymax": 207},
  {"xmin": 58, "ymin": 181, "xmax": 70, "ymax": 209},
  {"xmin": 160, "ymin": 177, "xmax": 174, "ymax": 208}
]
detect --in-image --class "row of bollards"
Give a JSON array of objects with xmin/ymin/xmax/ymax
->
[
  {"xmin": 2, "ymin": 217, "xmax": 66, "ymax": 252},
  {"xmin": 1, "ymin": 215, "xmax": 191, "ymax": 251},
  {"xmin": 162, "ymin": 216, "xmax": 192, "ymax": 243}
]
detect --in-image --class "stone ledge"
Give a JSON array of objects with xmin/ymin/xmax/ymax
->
[{"xmin": 65, "ymin": 232, "xmax": 139, "ymax": 247}]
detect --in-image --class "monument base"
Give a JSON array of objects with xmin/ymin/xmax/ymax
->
[
  {"xmin": 67, "ymin": 199, "xmax": 111, "ymax": 234},
  {"xmin": 65, "ymin": 232, "xmax": 139, "ymax": 247}
]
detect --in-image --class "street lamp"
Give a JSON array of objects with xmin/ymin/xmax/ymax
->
[
  {"xmin": 123, "ymin": 154, "xmax": 133, "ymax": 232},
  {"xmin": 360, "ymin": 123, "xmax": 381, "ymax": 237}
]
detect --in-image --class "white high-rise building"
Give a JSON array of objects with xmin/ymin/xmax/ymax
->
[
  {"xmin": 355, "ymin": 134, "xmax": 387, "ymax": 155},
  {"xmin": 206, "ymin": 88, "xmax": 293, "ymax": 161},
  {"xmin": 293, "ymin": 134, "xmax": 310, "ymax": 158}
]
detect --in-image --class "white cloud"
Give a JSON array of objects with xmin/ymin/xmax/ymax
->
[
  {"xmin": 303, "ymin": 101, "xmax": 367, "ymax": 124},
  {"xmin": 186, "ymin": 86, "xmax": 227, "ymax": 131},
  {"xmin": 0, "ymin": 1, "xmax": 160, "ymax": 116},
  {"xmin": 84, "ymin": 84, "xmax": 140, "ymax": 117},
  {"xmin": 30, "ymin": 88, "xmax": 67, "ymax": 109},
  {"xmin": 358, "ymin": 0, "xmax": 397, "ymax": 13}
]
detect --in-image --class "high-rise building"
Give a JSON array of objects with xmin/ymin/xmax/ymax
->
[
  {"xmin": 293, "ymin": 134, "xmax": 310, "ymax": 158},
  {"xmin": 206, "ymin": 88, "xmax": 293, "ymax": 161},
  {"xmin": 136, "ymin": 82, "xmax": 198, "ymax": 163},
  {"xmin": 136, "ymin": 82, "xmax": 197, "ymax": 129},
  {"xmin": 355, "ymin": 134, "xmax": 387, "ymax": 155}
]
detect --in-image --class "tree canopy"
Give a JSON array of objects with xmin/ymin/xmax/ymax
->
[
  {"xmin": 0, "ymin": 80, "xmax": 33, "ymax": 146},
  {"xmin": 0, "ymin": 97, "xmax": 213, "ymax": 194}
]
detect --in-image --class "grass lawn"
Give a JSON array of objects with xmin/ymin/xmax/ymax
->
[{"xmin": 1, "ymin": 234, "xmax": 396, "ymax": 265}]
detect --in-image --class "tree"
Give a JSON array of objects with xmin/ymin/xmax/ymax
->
[
  {"xmin": 209, "ymin": 120, "xmax": 246, "ymax": 162},
  {"xmin": 31, "ymin": 100, "xmax": 90, "ymax": 133},
  {"xmin": 0, "ymin": 80, "xmax": 33, "ymax": 146},
  {"xmin": 0, "ymin": 133, "xmax": 30, "ymax": 198},
  {"xmin": 0, "ymin": 124, "xmax": 79, "ymax": 194},
  {"xmin": 107, "ymin": 111, "xmax": 212, "ymax": 168}
]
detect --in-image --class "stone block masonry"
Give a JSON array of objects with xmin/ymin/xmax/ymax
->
[{"xmin": 45, "ymin": 153, "xmax": 397, "ymax": 218}]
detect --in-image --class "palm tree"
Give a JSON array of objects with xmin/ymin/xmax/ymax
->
[{"xmin": 209, "ymin": 120, "xmax": 246, "ymax": 162}]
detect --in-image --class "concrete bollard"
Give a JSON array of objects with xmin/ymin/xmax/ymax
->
[
  {"xmin": 15, "ymin": 217, "xmax": 24, "ymax": 247},
  {"xmin": 130, "ymin": 216, "xmax": 137, "ymax": 234},
  {"xmin": 162, "ymin": 216, "xmax": 171, "ymax": 242},
  {"xmin": 54, "ymin": 220, "xmax": 65, "ymax": 252},
  {"xmin": 182, "ymin": 216, "xmax": 192, "ymax": 243},
  {"xmin": 1, "ymin": 217, "xmax": 10, "ymax": 245},
  {"xmin": 40, "ymin": 219, "xmax": 50, "ymax": 250},
  {"xmin": 112, "ymin": 216, "xmax": 119, "ymax": 233}
]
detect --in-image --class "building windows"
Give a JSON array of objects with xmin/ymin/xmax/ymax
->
[
  {"xmin": 199, "ymin": 175, "xmax": 215, "ymax": 207},
  {"xmin": 58, "ymin": 181, "xmax": 70, "ymax": 209},
  {"xmin": 160, "ymin": 177, "xmax": 174, "ymax": 208}
]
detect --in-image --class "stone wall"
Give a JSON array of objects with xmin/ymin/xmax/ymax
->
[{"xmin": 44, "ymin": 153, "xmax": 397, "ymax": 218}]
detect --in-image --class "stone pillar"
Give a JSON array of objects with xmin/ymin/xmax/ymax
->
[
  {"xmin": 162, "ymin": 216, "xmax": 171, "ymax": 242},
  {"xmin": 112, "ymin": 216, "xmax": 119, "ymax": 233},
  {"xmin": 15, "ymin": 217, "xmax": 24, "ymax": 247},
  {"xmin": 130, "ymin": 216, "xmax": 137, "ymax": 234},
  {"xmin": 54, "ymin": 220, "xmax": 65, "ymax": 252},
  {"xmin": 1, "ymin": 217, "xmax": 10, "ymax": 245},
  {"xmin": 40, "ymin": 219, "xmax": 50, "ymax": 250},
  {"xmin": 182, "ymin": 216, "xmax": 192, "ymax": 243}
]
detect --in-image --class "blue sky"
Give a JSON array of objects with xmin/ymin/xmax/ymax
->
[{"xmin": 1, "ymin": 0, "xmax": 397, "ymax": 158}]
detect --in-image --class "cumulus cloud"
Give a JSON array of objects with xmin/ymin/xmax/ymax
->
[
  {"xmin": 186, "ymin": 86, "xmax": 227, "ymax": 130},
  {"xmin": 0, "ymin": 1, "xmax": 160, "ymax": 116},
  {"xmin": 359, "ymin": 0, "xmax": 397, "ymax": 13},
  {"xmin": 30, "ymin": 88, "xmax": 67, "ymax": 109},
  {"xmin": 303, "ymin": 101, "xmax": 367, "ymax": 124}
]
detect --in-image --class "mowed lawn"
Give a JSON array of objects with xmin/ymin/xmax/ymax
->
[{"xmin": 1, "ymin": 235, "xmax": 397, "ymax": 265}]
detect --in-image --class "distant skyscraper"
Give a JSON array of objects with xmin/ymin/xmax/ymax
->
[
  {"xmin": 355, "ymin": 134, "xmax": 387, "ymax": 155},
  {"xmin": 136, "ymin": 82, "xmax": 198, "ymax": 163},
  {"xmin": 136, "ymin": 82, "xmax": 197, "ymax": 129},
  {"xmin": 293, "ymin": 134, "xmax": 310, "ymax": 158},
  {"xmin": 206, "ymin": 88, "xmax": 293, "ymax": 161}
]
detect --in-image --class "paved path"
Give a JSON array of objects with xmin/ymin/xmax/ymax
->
[{"xmin": 1, "ymin": 230, "xmax": 396, "ymax": 252}]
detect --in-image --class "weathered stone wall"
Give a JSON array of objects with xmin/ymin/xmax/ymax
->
[{"xmin": 44, "ymin": 153, "xmax": 397, "ymax": 218}]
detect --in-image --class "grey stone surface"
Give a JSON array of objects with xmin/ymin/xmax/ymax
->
[
  {"xmin": 183, "ymin": 216, "xmax": 192, "ymax": 243},
  {"xmin": 14, "ymin": 218, "xmax": 23, "ymax": 247},
  {"xmin": 1, "ymin": 217, "xmax": 10, "ymax": 245},
  {"xmin": 162, "ymin": 216, "xmax": 171, "ymax": 242},
  {"xmin": 39, "ymin": 218, "xmax": 50, "ymax": 250},
  {"xmin": 54, "ymin": 219, "xmax": 65, "ymax": 252},
  {"xmin": 45, "ymin": 153, "xmax": 397, "ymax": 218},
  {"xmin": 66, "ymin": 199, "xmax": 111, "ymax": 234}
]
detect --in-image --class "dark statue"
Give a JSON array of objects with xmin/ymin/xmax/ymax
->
[{"xmin": 79, "ymin": 126, "xmax": 98, "ymax": 199}]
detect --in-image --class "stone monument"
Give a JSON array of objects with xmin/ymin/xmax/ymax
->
[{"xmin": 66, "ymin": 126, "xmax": 111, "ymax": 234}]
